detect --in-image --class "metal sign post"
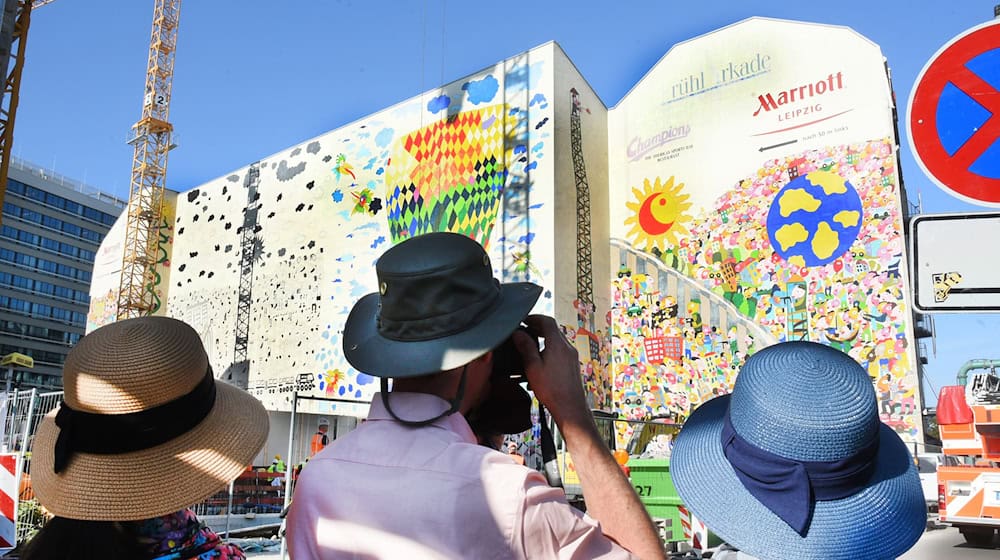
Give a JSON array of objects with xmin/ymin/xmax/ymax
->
[{"xmin": 279, "ymin": 390, "xmax": 297, "ymax": 560}]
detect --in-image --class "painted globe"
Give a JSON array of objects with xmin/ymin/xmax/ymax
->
[{"xmin": 765, "ymin": 170, "xmax": 863, "ymax": 267}]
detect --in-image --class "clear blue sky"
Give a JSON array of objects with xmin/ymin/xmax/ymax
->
[{"xmin": 12, "ymin": 0, "xmax": 1000, "ymax": 404}]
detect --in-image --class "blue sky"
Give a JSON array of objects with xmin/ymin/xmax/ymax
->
[{"xmin": 12, "ymin": 0, "xmax": 1000, "ymax": 404}]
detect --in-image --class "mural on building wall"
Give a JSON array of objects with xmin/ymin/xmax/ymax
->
[
  {"xmin": 87, "ymin": 20, "xmax": 923, "ymax": 448},
  {"xmin": 87, "ymin": 192, "xmax": 177, "ymax": 330},
  {"xmin": 91, "ymin": 48, "xmax": 559, "ymax": 415},
  {"xmin": 608, "ymin": 18, "xmax": 922, "ymax": 443}
]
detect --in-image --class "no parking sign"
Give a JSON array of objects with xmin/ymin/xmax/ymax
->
[{"xmin": 908, "ymin": 21, "xmax": 1000, "ymax": 207}]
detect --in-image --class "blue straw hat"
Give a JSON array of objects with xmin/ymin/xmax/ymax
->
[{"xmin": 672, "ymin": 341, "xmax": 925, "ymax": 560}]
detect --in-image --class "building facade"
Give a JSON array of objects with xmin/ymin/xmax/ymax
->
[
  {"xmin": 0, "ymin": 158, "xmax": 125, "ymax": 390},
  {"xmin": 87, "ymin": 17, "xmax": 929, "ymax": 464}
]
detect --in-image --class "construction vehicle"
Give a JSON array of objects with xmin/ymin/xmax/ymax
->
[
  {"xmin": 553, "ymin": 412, "xmax": 712, "ymax": 553},
  {"xmin": 935, "ymin": 359, "xmax": 1000, "ymax": 547}
]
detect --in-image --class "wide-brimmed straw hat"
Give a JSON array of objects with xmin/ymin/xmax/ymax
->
[
  {"xmin": 343, "ymin": 232, "xmax": 542, "ymax": 378},
  {"xmin": 31, "ymin": 316, "xmax": 269, "ymax": 521},
  {"xmin": 672, "ymin": 341, "xmax": 925, "ymax": 560}
]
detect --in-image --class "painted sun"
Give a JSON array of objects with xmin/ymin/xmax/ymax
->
[{"xmin": 624, "ymin": 176, "xmax": 693, "ymax": 252}]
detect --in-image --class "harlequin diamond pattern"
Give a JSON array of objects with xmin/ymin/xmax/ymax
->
[{"xmin": 386, "ymin": 104, "xmax": 513, "ymax": 248}]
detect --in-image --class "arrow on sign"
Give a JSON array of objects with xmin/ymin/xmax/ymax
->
[{"xmin": 759, "ymin": 139, "xmax": 798, "ymax": 152}]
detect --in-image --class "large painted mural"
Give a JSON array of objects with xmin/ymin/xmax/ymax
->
[
  {"xmin": 608, "ymin": 17, "xmax": 923, "ymax": 442},
  {"xmin": 88, "ymin": 18, "xmax": 924, "ymax": 447},
  {"xmin": 89, "ymin": 45, "xmax": 585, "ymax": 418}
]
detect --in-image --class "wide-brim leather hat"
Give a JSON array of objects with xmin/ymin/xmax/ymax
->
[
  {"xmin": 343, "ymin": 232, "xmax": 542, "ymax": 378},
  {"xmin": 31, "ymin": 316, "xmax": 269, "ymax": 521}
]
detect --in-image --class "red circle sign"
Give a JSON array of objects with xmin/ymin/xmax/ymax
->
[{"xmin": 908, "ymin": 21, "xmax": 1000, "ymax": 207}]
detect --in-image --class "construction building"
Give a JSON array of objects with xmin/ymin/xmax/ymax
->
[{"xmin": 0, "ymin": 157, "xmax": 124, "ymax": 389}]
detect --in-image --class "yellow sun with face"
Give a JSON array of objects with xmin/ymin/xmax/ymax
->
[{"xmin": 624, "ymin": 176, "xmax": 693, "ymax": 252}]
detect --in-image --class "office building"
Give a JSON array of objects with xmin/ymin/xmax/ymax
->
[{"xmin": 0, "ymin": 157, "xmax": 125, "ymax": 390}]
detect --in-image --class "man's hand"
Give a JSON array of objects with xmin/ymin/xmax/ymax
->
[
  {"xmin": 512, "ymin": 315, "xmax": 590, "ymax": 427},
  {"xmin": 512, "ymin": 314, "xmax": 665, "ymax": 559}
]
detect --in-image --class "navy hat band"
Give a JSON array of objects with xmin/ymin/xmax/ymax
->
[{"xmin": 721, "ymin": 409, "xmax": 879, "ymax": 535}]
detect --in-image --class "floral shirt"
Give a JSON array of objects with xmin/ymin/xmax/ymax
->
[{"xmin": 133, "ymin": 508, "xmax": 246, "ymax": 560}]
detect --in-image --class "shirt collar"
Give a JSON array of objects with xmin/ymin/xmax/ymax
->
[{"xmin": 368, "ymin": 392, "xmax": 477, "ymax": 443}]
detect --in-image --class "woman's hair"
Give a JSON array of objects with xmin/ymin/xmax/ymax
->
[{"xmin": 18, "ymin": 516, "xmax": 148, "ymax": 560}]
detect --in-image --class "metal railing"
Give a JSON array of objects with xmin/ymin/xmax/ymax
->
[
  {"xmin": 1, "ymin": 389, "xmax": 62, "ymax": 544},
  {"xmin": 9, "ymin": 157, "xmax": 127, "ymax": 208}
]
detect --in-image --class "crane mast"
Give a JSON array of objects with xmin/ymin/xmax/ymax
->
[
  {"xmin": 0, "ymin": 0, "xmax": 55, "ymax": 225},
  {"xmin": 117, "ymin": 0, "xmax": 181, "ymax": 319}
]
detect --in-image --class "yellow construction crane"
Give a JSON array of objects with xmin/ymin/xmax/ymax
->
[
  {"xmin": 0, "ymin": 0, "xmax": 56, "ymax": 226},
  {"xmin": 117, "ymin": 0, "xmax": 181, "ymax": 320}
]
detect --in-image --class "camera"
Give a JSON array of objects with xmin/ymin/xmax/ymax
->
[
  {"xmin": 491, "ymin": 326, "xmax": 539, "ymax": 381},
  {"xmin": 469, "ymin": 326, "xmax": 539, "ymax": 436}
]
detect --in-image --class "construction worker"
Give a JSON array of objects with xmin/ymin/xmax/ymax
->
[
  {"xmin": 268, "ymin": 455, "xmax": 286, "ymax": 487},
  {"xmin": 310, "ymin": 417, "xmax": 330, "ymax": 456},
  {"xmin": 268, "ymin": 454, "xmax": 286, "ymax": 473}
]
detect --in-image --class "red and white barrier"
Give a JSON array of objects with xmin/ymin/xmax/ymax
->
[
  {"xmin": 0, "ymin": 453, "xmax": 17, "ymax": 549},
  {"xmin": 679, "ymin": 504, "xmax": 710, "ymax": 552}
]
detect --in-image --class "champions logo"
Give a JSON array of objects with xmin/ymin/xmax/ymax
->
[
  {"xmin": 753, "ymin": 72, "xmax": 844, "ymax": 116},
  {"xmin": 627, "ymin": 125, "xmax": 691, "ymax": 161}
]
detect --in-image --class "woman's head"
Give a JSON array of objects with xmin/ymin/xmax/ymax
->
[
  {"xmin": 30, "ymin": 316, "xmax": 269, "ymax": 521},
  {"xmin": 16, "ymin": 517, "xmax": 146, "ymax": 559}
]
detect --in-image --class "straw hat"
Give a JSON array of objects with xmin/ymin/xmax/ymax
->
[
  {"xmin": 31, "ymin": 316, "xmax": 269, "ymax": 521},
  {"xmin": 343, "ymin": 232, "xmax": 541, "ymax": 378},
  {"xmin": 672, "ymin": 341, "xmax": 925, "ymax": 560}
]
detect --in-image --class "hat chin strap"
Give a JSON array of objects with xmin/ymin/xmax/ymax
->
[{"xmin": 379, "ymin": 364, "xmax": 468, "ymax": 427}]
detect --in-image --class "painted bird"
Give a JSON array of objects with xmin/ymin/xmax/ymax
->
[{"xmin": 333, "ymin": 154, "xmax": 357, "ymax": 184}]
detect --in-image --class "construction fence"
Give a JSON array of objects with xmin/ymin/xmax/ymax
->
[{"xmin": 1, "ymin": 388, "xmax": 60, "ymax": 547}]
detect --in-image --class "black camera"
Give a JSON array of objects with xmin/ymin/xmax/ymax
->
[
  {"xmin": 491, "ymin": 326, "xmax": 539, "ymax": 381},
  {"xmin": 470, "ymin": 326, "xmax": 539, "ymax": 436}
]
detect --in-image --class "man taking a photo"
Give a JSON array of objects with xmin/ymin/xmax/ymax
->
[{"xmin": 287, "ymin": 232, "xmax": 663, "ymax": 559}]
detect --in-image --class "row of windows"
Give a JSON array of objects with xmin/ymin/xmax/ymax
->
[
  {"xmin": 8, "ymin": 179, "xmax": 119, "ymax": 227},
  {"xmin": 0, "ymin": 248, "xmax": 92, "ymax": 282},
  {"xmin": 3, "ymin": 203, "xmax": 105, "ymax": 245},
  {"xmin": 0, "ymin": 271, "xmax": 90, "ymax": 305},
  {"xmin": 0, "ymin": 319, "xmax": 81, "ymax": 346},
  {"xmin": 0, "ymin": 295, "xmax": 86, "ymax": 326},
  {"xmin": 1, "ymin": 225, "xmax": 97, "ymax": 262},
  {"xmin": 8, "ymin": 371, "xmax": 62, "ymax": 390},
  {"xmin": 0, "ymin": 344, "xmax": 66, "ymax": 366}
]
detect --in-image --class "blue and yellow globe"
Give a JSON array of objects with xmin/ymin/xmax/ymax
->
[{"xmin": 766, "ymin": 171, "xmax": 863, "ymax": 268}]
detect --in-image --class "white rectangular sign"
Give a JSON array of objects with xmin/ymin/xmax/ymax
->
[{"xmin": 910, "ymin": 212, "xmax": 1000, "ymax": 312}]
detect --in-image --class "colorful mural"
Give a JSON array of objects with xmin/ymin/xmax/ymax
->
[
  {"xmin": 87, "ymin": 19, "xmax": 924, "ymax": 448},
  {"xmin": 86, "ymin": 192, "xmax": 177, "ymax": 331},
  {"xmin": 610, "ymin": 140, "xmax": 915, "ymax": 436},
  {"xmin": 385, "ymin": 104, "xmax": 516, "ymax": 247},
  {"xmin": 91, "ymin": 46, "xmax": 563, "ymax": 415},
  {"xmin": 608, "ymin": 18, "xmax": 923, "ymax": 442}
]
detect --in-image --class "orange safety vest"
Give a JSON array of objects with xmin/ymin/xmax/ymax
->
[{"xmin": 310, "ymin": 431, "xmax": 329, "ymax": 456}]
